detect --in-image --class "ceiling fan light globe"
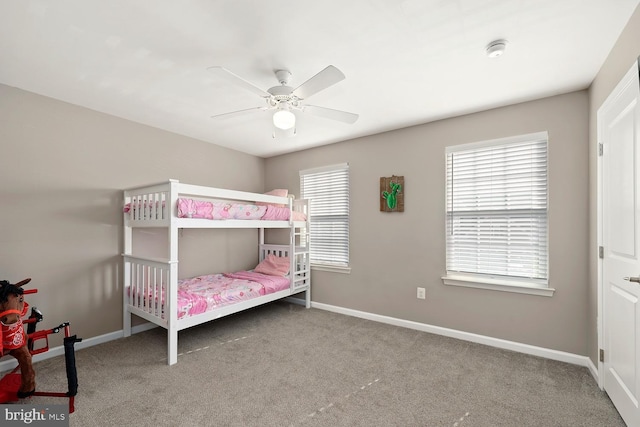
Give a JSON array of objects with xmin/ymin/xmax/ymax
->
[{"xmin": 273, "ymin": 110, "xmax": 296, "ymax": 130}]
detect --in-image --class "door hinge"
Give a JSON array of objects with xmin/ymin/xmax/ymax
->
[
  {"xmin": 599, "ymin": 143, "xmax": 604, "ymax": 156},
  {"xmin": 599, "ymin": 246, "xmax": 604, "ymax": 259},
  {"xmin": 600, "ymin": 349, "xmax": 605, "ymax": 362}
]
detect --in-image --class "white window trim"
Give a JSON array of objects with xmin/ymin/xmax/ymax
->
[
  {"xmin": 442, "ymin": 273, "xmax": 555, "ymax": 297},
  {"xmin": 442, "ymin": 131, "xmax": 551, "ymax": 296},
  {"xmin": 300, "ymin": 163, "xmax": 350, "ymax": 271},
  {"xmin": 311, "ymin": 263, "xmax": 352, "ymax": 274},
  {"xmin": 300, "ymin": 163, "xmax": 348, "ymax": 176}
]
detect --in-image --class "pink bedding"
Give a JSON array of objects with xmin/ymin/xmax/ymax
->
[
  {"xmin": 177, "ymin": 198, "xmax": 306, "ymax": 221},
  {"xmin": 124, "ymin": 198, "xmax": 306, "ymax": 221},
  {"xmin": 176, "ymin": 271, "xmax": 289, "ymax": 319},
  {"xmin": 177, "ymin": 198, "xmax": 266, "ymax": 220},
  {"xmin": 131, "ymin": 271, "xmax": 290, "ymax": 320}
]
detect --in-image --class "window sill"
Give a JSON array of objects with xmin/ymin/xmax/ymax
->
[
  {"xmin": 442, "ymin": 274, "xmax": 555, "ymax": 297},
  {"xmin": 311, "ymin": 264, "xmax": 351, "ymax": 274}
]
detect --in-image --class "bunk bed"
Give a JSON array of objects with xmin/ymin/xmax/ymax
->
[{"xmin": 122, "ymin": 179, "xmax": 311, "ymax": 365}]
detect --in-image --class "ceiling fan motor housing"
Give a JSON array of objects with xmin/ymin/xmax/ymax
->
[{"xmin": 267, "ymin": 85, "xmax": 299, "ymax": 108}]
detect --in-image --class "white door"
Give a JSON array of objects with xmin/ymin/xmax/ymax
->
[{"xmin": 600, "ymin": 60, "xmax": 640, "ymax": 427}]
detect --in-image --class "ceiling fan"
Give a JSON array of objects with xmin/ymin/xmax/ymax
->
[{"xmin": 207, "ymin": 65, "xmax": 359, "ymax": 136}]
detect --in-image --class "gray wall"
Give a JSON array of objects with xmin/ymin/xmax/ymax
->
[
  {"xmin": 0, "ymin": 84, "xmax": 264, "ymax": 347},
  {"xmin": 3, "ymin": 3, "xmax": 638, "ymax": 360},
  {"xmin": 266, "ymin": 91, "xmax": 589, "ymax": 355},
  {"xmin": 587, "ymin": 5, "xmax": 640, "ymax": 365}
]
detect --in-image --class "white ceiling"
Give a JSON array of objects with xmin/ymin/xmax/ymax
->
[{"xmin": 1, "ymin": 1, "xmax": 638, "ymax": 158}]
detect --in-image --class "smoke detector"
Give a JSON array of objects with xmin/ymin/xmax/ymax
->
[{"xmin": 486, "ymin": 39, "xmax": 508, "ymax": 58}]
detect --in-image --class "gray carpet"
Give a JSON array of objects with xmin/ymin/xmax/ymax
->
[{"xmin": 6, "ymin": 301, "xmax": 625, "ymax": 426}]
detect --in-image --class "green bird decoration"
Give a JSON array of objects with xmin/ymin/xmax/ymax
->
[{"xmin": 382, "ymin": 182, "xmax": 402, "ymax": 210}]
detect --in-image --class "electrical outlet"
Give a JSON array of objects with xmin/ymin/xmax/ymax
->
[{"xmin": 417, "ymin": 287, "xmax": 426, "ymax": 299}]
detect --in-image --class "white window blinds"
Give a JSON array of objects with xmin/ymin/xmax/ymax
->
[
  {"xmin": 300, "ymin": 163, "xmax": 349, "ymax": 267},
  {"xmin": 445, "ymin": 132, "xmax": 548, "ymax": 283}
]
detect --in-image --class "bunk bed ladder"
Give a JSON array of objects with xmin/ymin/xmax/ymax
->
[{"xmin": 293, "ymin": 209, "xmax": 311, "ymax": 308}]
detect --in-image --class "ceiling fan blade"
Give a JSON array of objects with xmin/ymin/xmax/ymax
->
[
  {"xmin": 303, "ymin": 105, "xmax": 359, "ymax": 124},
  {"xmin": 210, "ymin": 106, "xmax": 267, "ymax": 119},
  {"xmin": 292, "ymin": 65, "xmax": 346, "ymax": 99},
  {"xmin": 207, "ymin": 66, "xmax": 271, "ymax": 98}
]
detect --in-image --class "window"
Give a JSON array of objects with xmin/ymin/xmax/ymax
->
[
  {"xmin": 443, "ymin": 132, "xmax": 553, "ymax": 296},
  {"xmin": 300, "ymin": 163, "xmax": 350, "ymax": 272}
]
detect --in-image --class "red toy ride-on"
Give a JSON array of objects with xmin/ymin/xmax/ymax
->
[{"xmin": 0, "ymin": 278, "xmax": 82, "ymax": 413}]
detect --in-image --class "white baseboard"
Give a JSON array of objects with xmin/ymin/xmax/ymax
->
[
  {"xmin": 311, "ymin": 301, "xmax": 592, "ymax": 368},
  {"xmin": 587, "ymin": 357, "xmax": 599, "ymax": 383},
  {"xmin": 0, "ymin": 322, "xmax": 157, "ymax": 373},
  {"xmin": 130, "ymin": 322, "xmax": 159, "ymax": 335},
  {"xmin": 284, "ymin": 296, "xmax": 306, "ymax": 305},
  {"xmin": 2, "ymin": 301, "xmax": 594, "ymax": 375}
]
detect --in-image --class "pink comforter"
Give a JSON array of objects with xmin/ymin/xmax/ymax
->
[
  {"xmin": 175, "ymin": 271, "xmax": 289, "ymax": 319},
  {"xmin": 129, "ymin": 271, "xmax": 290, "ymax": 320},
  {"xmin": 125, "ymin": 198, "xmax": 306, "ymax": 221},
  {"xmin": 176, "ymin": 198, "xmax": 306, "ymax": 221},
  {"xmin": 223, "ymin": 271, "xmax": 289, "ymax": 294}
]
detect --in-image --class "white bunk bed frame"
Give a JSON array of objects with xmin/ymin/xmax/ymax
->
[{"xmin": 122, "ymin": 179, "xmax": 311, "ymax": 365}]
